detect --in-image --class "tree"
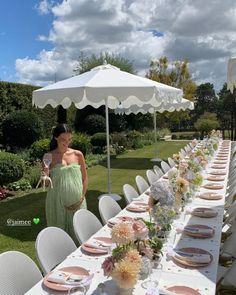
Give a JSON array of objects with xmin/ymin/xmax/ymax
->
[
  {"xmin": 217, "ymin": 83, "xmax": 235, "ymax": 140},
  {"xmin": 73, "ymin": 52, "xmax": 135, "ymax": 75},
  {"xmin": 194, "ymin": 112, "xmax": 220, "ymax": 138},
  {"xmin": 193, "ymin": 83, "xmax": 218, "ymax": 122},
  {"xmin": 146, "ymin": 57, "xmax": 196, "ymax": 131}
]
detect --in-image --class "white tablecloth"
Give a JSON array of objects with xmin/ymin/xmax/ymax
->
[{"xmin": 26, "ymin": 140, "xmax": 230, "ymax": 295}]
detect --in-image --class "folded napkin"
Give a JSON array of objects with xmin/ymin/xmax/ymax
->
[
  {"xmin": 108, "ymin": 217, "xmax": 120, "ymax": 225},
  {"xmin": 84, "ymin": 238, "xmax": 111, "ymax": 250},
  {"xmin": 47, "ymin": 270, "xmax": 88, "ymax": 285},
  {"xmin": 184, "ymin": 226, "xmax": 213, "ymax": 235},
  {"xmin": 127, "ymin": 204, "xmax": 147, "ymax": 210}
]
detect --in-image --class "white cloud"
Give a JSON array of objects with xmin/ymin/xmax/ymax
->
[
  {"xmin": 16, "ymin": 0, "xmax": 236, "ymax": 91},
  {"xmin": 36, "ymin": 0, "xmax": 53, "ymax": 15}
]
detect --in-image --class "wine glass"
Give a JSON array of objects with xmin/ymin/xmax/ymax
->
[
  {"xmin": 141, "ymin": 258, "xmax": 159, "ymax": 290},
  {"xmin": 43, "ymin": 153, "xmax": 52, "ymax": 169}
]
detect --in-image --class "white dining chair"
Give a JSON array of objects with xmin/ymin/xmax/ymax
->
[
  {"xmin": 146, "ymin": 169, "xmax": 160, "ymax": 184},
  {"xmin": 220, "ymin": 232, "xmax": 236, "ymax": 260},
  {"xmin": 123, "ymin": 183, "xmax": 139, "ymax": 204},
  {"xmin": 218, "ymin": 260, "xmax": 236, "ymax": 288},
  {"xmin": 0, "ymin": 251, "xmax": 43, "ymax": 295},
  {"xmin": 73, "ymin": 209, "xmax": 103, "ymax": 244},
  {"xmin": 168, "ymin": 157, "xmax": 176, "ymax": 168},
  {"xmin": 36, "ymin": 226, "xmax": 77, "ymax": 274},
  {"xmin": 161, "ymin": 161, "xmax": 171, "ymax": 174},
  {"xmin": 99, "ymin": 195, "xmax": 122, "ymax": 224},
  {"xmin": 153, "ymin": 165, "xmax": 164, "ymax": 177},
  {"xmin": 135, "ymin": 175, "xmax": 149, "ymax": 194}
]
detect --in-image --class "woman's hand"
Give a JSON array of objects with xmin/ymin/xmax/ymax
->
[{"xmin": 66, "ymin": 196, "xmax": 85, "ymax": 211}]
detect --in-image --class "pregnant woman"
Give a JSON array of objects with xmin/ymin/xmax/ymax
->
[{"xmin": 43, "ymin": 124, "xmax": 88, "ymax": 241}]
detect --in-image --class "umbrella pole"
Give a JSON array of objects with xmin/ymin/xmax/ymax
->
[
  {"xmin": 151, "ymin": 110, "xmax": 161, "ymax": 162},
  {"xmin": 154, "ymin": 110, "xmax": 157, "ymax": 158},
  {"xmin": 105, "ymin": 98, "xmax": 111, "ymax": 194}
]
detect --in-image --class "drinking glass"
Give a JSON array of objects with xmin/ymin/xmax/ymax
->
[
  {"xmin": 43, "ymin": 153, "xmax": 52, "ymax": 169},
  {"xmin": 141, "ymin": 258, "xmax": 159, "ymax": 289}
]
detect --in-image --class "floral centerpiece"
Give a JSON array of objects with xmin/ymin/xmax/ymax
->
[{"xmin": 102, "ymin": 219, "xmax": 163, "ymax": 291}]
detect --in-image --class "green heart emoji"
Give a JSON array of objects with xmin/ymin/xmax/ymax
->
[{"xmin": 33, "ymin": 218, "xmax": 40, "ymax": 225}]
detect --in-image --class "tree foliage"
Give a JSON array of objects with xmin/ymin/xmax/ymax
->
[
  {"xmin": 194, "ymin": 112, "xmax": 220, "ymax": 137},
  {"xmin": 146, "ymin": 56, "xmax": 196, "ymax": 131}
]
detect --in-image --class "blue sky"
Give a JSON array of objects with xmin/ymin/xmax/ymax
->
[
  {"xmin": 0, "ymin": 0, "xmax": 236, "ymax": 90},
  {"xmin": 0, "ymin": 0, "xmax": 54, "ymax": 82}
]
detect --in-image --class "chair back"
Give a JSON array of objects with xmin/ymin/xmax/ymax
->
[
  {"xmin": 135, "ymin": 175, "xmax": 149, "ymax": 194},
  {"xmin": 36, "ymin": 226, "xmax": 76, "ymax": 274},
  {"xmin": 99, "ymin": 195, "xmax": 122, "ymax": 224},
  {"xmin": 73, "ymin": 209, "xmax": 102, "ymax": 244},
  {"xmin": 123, "ymin": 184, "xmax": 139, "ymax": 204},
  {"xmin": 0, "ymin": 251, "xmax": 43, "ymax": 294},
  {"xmin": 146, "ymin": 169, "xmax": 160, "ymax": 184}
]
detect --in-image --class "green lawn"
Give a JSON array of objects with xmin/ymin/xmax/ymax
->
[{"xmin": 0, "ymin": 141, "xmax": 188, "ymax": 264}]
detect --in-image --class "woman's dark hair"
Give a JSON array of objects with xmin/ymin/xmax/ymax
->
[{"xmin": 49, "ymin": 124, "xmax": 72, "ymax": 151}]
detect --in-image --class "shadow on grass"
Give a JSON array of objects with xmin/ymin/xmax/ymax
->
[{"xmin": 99, "ymin": 157, "xmax": 167, "ymax": 170}]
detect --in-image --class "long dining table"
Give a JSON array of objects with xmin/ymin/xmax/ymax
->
[{"xmin": 26, "ymin": 140, "xmax": 231, "ymax": 295}]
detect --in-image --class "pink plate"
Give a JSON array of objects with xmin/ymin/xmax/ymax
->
[
  {"xmin": 206, "ymin": 175, "xmax": 224, "ymax": 181},
  {"xmin": 43, "ymin": 266, "xmax": 89, "ymax": 291},
  {"xmin": 209, "ymin": 170, "xmax": 226, "ymax": 176},
  {"xmin": 107, "ymin": 216, "xmax": 133, "ymax": 228},
  {"xmin": 81, "ymin": 237, "xmax": 112, "ymax": 255},
  {"xmin": 183, "ymin": 224, "xmax": 214, "ymax": 238},
  {"xmin": 199, "ymin": 192, "xmax": 222, "ymax": 200},
  {"xmin": 191, "ymin": 207, "xmax": 218, "ymax": 218},
  {"xmin": 211, "ymin": 165, "xmax": 226, "ymax": 169},
  {"xmin": 172, "ymin": 247, "xmax": 213, "ymax": 268},
  {"xmin": 167, "ymin": 286, "xmax": 201, "ymax": 295},
  {"xmin": 213, "ymin": 161, "xmax": 227, "ymax": 165},
  {"xmin": 203, "ymin": 183, "xmax": 223, "ymax": 190},
  {"xmin": 126, "ymin": 202, "xmax": 148, "ymax": 212}
]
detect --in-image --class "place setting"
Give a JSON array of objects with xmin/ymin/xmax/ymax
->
[
  {"xmin": 174, "ymin": 223, "xmax": 215, "ymax": 238},
  {"xmin": 202, "ymin": 182, "xmax": 224, "ymax": 190},
  {"xmin": 160, "ymin": 285, "xmax": 201, "ymax": 295},
  {"xmin": 107, "ymin": 216, "xmax": 134, "ymax": 228},
  {"xmin": 210, "ymin": 164, "xmax": 226, "ymax": 169},
  {"xmin": 205, "ymin": 174, "xmax": 224, "ymax": 181},
  {"xmin": 81, "ymin": 236, "xmax": 113, "ymax": 255},
  {"xmin": 43, "ymin": 266, "xmax": 94, "ymax": 293},
  {"xmin": 167, "ymin": 246, "xmax": 213, "ymax": 268},
  {"xmin": 198, "ymin": 192, "xmax": 223, "ymax": 201},
  {"xmin": 208, "ymin": 170, "xmax": 227, "ymax": 176},
  {"xmin": 189, "ymin": 207, "xmax": 218, "ymax": 218},
  {"xmin": 126, "ymin": 201, "xmax": 149, "ymax": 212}
]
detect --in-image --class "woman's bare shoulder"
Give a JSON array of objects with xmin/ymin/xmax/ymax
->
[{"xmin": 68, "ymin": 148, "xmax": 84, "ymax": 158}]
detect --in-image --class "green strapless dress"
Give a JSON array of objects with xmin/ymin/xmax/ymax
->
[{"xmin": 46, "ymin": 163, "xmax": 87, "ymax": 240}]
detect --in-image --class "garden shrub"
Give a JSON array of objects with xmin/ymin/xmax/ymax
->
[
  {"xmin": 71, "ymin": 133, "xmax": 91, "ymax": 156},
  {"xmin": 2, "ymin": 110, "xmax": 43, "ymax": 148},
  {"xmin": 171, "ymin": 134, "xmax": 177, "ymax": 140},
  {"xmin": 111, "ymin": 133, "xmax": 127, "ymax": 147},
  {"xmin": 91, "ymin": 133, "xmax": 108, "ymax": 147},
  {"xmin": 7, "ymin": 179, "xmax": 32, "ymax": 191},
  {"xmin": 30, "ymin": 139, "xmax": 50, "ymax": 161},
  {"xmin": 24, "ymin": 163, "xmax": 41, "ymax": 188},
  {"xmin": 0, "ymin": 152, "xmax": 25, "ymax": 185},
  {"xmin": 126, "ymin": 130, "xmax": 143, "ymax": 149},
  {"xmin": 83, "ymin": 114, "xmax": 106, "ymax": 135}
]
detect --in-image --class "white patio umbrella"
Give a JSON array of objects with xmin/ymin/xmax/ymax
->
[
  {"xmin": 33, "ymin": 64, "xmax": 183, "ymax": 199},
  {"xmin": 116, "ymin": 98, "xmax": 194, "ymax": 161}
]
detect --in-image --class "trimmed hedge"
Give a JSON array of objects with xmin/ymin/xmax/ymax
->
[
  {"xmin": 71, "ymin": 133, "xmax": 91, "ymax": 156},
  {"xmin": 83, "ymin": 114, "xmax": 106, "ymax": 135},
  {"xmin": 0, "ymin": 152, "xmax": 25, "ymax": 185},
  {"xmin": 30, "ymin": 139, "xmax": 50, "ymax": 161},
  {"xmin": 2, "ymin": 110, "xmax": 43, "ymax": 148}
]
